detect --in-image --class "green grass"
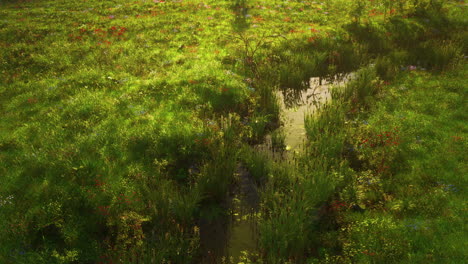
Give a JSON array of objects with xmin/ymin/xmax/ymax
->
[
  {"xmin": 329, "ymin": 64, "xmax": 467, "ymax": 263},
  {"xmin": 0, "ymin": 0, "xmax": 466, "ymax": 263}
]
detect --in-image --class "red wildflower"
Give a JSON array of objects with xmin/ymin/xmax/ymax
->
[
  {"xmin": 97, "ymin": 205, "xmax": 110, "ymax": 216},
  {"xmin": 94, "ymin": 179, "xmax": 104, "ymax": 187},
  {"xmin": 362, "ymin": 250, "xmax": 376, "ymax": 256},
  {"xmin": 253, "ymin": 16, "xmax": 264, "ymax": 22}
]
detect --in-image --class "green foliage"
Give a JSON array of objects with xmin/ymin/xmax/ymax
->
[
  {"xmin": 270, "ymin": 128, "xmax": 286, "ymax": 151},
  {"xmin": 325, "ymin": 63, "xmax": 467, "ymax": 263},
  {"xmin": 198, "ymin": 144, "xmax": 239, "ymax": 204},
  {"xmin": 239, "ymin": 146, "xmax": 271, "ymax": 185}
]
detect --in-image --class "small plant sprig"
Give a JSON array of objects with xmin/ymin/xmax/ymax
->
[{"xmin": 231, "ymin": 31, "xmax": 286, "ymax": 78}]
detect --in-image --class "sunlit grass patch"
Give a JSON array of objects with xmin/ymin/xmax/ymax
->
[{"xmin": 329, "ymin": 63, "xmax": 467, "ymax": 263}]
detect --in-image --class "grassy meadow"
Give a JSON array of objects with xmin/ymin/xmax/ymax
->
[{"xmin": 0, "ymin": 0, "xmax": 466, "ymax": 263}]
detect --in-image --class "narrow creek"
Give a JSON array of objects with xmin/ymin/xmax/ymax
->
[
  {"xmin": 255, "ymin": 75, "xmax": 351, "ymax": 159},
  {"xmin": 199, "ymin": 75, "xmax": 352, "ymax": 263}
]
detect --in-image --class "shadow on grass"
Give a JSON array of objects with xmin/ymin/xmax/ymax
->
[{"xmin": 230, "ymin": 0, "xmax": 250, "ymax": 33}]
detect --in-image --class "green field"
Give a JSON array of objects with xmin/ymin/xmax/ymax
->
[{"xmin": 0, "ymin": 0, "xmax": 466, "ymax": 263}]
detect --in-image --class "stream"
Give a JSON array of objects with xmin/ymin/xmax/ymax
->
[{"xmin": 199, "ymin": 75, "xmax": 351, "ymax": 263}]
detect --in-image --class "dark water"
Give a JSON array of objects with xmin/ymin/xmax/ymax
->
[{"xmin": 199, "ymin": 164, "xmax": 259, "ymax": 264}]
